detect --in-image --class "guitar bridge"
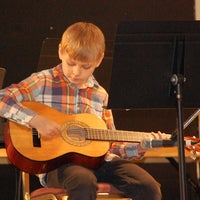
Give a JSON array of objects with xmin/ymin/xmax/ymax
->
[{"xmin": 32, "ymin": 128, "xmax": 41, "ymax": 147}]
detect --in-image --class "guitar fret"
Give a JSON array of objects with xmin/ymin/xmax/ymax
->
[{"xmin": 86, "ymin": 128, "xmax": 151, "ymax": 142}]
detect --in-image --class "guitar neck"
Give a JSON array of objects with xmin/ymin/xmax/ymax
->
[{"xmin": 85, "ymin": 128, "xmax": 170, "ymax": 142}]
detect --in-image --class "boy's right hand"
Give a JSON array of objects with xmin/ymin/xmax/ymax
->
[{"xmin": 29, "ymin": 114, "xmax": 62, "ymax": 140}]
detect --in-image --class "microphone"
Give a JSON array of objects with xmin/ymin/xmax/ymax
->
[
  {"xmin": 140, "ymin": 136, "xmax": 199, "ymax": 149},
  {"xmin": 141, "ymin": 138, "xmax": 177, "ymax": 149}
]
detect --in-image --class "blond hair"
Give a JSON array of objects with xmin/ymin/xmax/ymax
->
[{"xmin": 60, "ymin": 22, "xmax": 105, "ymax": 63}]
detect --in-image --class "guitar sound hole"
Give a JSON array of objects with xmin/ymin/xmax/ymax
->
[
  {"xmin": 61, "ymin": 121, "xmax": 91, "ymax": 147},
  {"xmin": 67, "ymin": 126, "xmax": 86, "ymax": 141}
]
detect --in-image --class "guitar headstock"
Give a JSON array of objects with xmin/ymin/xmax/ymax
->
[{"xmin": 184, "ymin": 136, "xmax": 200, "ymax": 160}]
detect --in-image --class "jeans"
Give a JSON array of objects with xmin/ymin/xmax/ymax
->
[{"xmin": 46, "ymin": 158, "xmax": 162, "ymax": 200}]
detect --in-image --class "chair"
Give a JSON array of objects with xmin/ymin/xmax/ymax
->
[
  {"xmin": 29, "ymin": 184, "xmax": 127, "ymax": 200},
  {"xmin": 21, "ymin": 172, "xmax": 129, "ymax": 200}
]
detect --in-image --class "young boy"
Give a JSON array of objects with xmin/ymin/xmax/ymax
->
[{"xmin": 0, "ymin": 22, "xmax": 161, "ymax": 200}]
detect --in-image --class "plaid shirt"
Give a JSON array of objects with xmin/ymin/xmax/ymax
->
[
  {"xmin": 0, "ymin": 64, "xmax": 114, "ymax": 127},
  {"xmin": 0, "ymin": 64, "xmax": 142, "ymax": 161}
]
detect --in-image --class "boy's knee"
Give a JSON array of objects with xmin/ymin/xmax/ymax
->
[
  {"xmin": 144, "ymin": 181, "xmax": 162, "ymax": 200},
  {"xmin": 75, "ymin": 171, "xmax": 97, "ymax": 186},
  {"xmin": 65, "ymin": 168, "xmax": 97, "ymax": 188}
]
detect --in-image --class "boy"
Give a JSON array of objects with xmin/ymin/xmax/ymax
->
[{"xmin": 0, "ymin": 22, "xmax": 161, "ymax": 200}]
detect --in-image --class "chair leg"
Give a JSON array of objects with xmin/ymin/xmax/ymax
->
[
  {"xmin": 60, "ymin": 197, "xmax": 68, "ymax": 200},
  {"xmin": 22, "ymin": 171, "xmax": 30, "ymax": 200},
  {"xmin": 24, "ymin": 192, "xmax": 30, "ymax": 200}
]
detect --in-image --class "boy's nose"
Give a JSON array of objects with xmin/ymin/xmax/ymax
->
[{"xmin": 73, "ymin": 66, "xmax": 81, "ymax": 76}]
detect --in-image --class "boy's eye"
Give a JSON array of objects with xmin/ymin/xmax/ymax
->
[
  {"xmin": 82, "ymin": 65, "xmax": 91, "ymax": 70},
  {"xmin": 66, "ymin": 60, "xmax": 92, "ymax": 69},
  {"xmin": 67, "ymin": 62, "xmax": 75, "ymax": 66}
]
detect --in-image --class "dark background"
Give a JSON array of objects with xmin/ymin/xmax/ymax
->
[{"xmin": 0, "ymin": 0, "xmax": 200, "ymax": 199}]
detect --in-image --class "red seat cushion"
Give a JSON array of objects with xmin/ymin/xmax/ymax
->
[
  {"xmin": 30, "ymin": 187, "xmax": 66, "ymax": 198},
  {"xmin": 97, "ymin": 183, "xmax": 123, "ymax": 194},
  {"xmin": 30, "ymin": 183, "xmax": 123, "ymax": 198}
]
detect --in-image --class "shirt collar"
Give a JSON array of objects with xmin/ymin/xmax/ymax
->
[{"xmin": 53, "ymin": 64, "xmax": 99, "ymax": 89}]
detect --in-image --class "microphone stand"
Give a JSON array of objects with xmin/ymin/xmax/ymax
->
[
  {"xmin": 171, "ymin": 73, "xmax": 188, "ymax": 200},
  {"xmin": 168, "ymin": 106, "xmax": 200, "ymax": 196},
  {"xmin": 183, "ymin": 108, "xmax": 200, "ymax": 130}
]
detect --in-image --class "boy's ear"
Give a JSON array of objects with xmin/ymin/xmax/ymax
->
[
  {"xmin": 95, "ymin": 52, "xmax": 104, "ymax": 68},
  {"xmin": 58, "ymin": 44, "xmax": 62, "ymax": 60}
]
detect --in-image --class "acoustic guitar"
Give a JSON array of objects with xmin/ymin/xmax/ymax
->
[{"xmin": 4, "ymin": 102, "xmax": 199, "ymax": 174}]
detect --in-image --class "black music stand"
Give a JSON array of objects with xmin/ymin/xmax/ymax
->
[{"xmin": 108, "ymin": 21, "xmax": 200, "ymax": 200}]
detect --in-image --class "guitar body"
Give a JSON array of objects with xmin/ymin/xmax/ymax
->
[{"xmin": 5, "ymin": 102, "xmax": 110, "ymax": 174}]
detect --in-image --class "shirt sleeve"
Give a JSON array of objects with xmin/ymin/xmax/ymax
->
[
  {"xmin": 102, "ymin": 108, "xmax": 115, "ymax": 130},
  {"xmin": 101, "ymin": 93, "xmax": 115, "ymax": 130},
  {"xmin": 102, "ymin": 96, "xmax": 145, "ymax": 161},
  {"xmin": 0, "ymin": 73, "xmax": 42, "ymax": 126},
  {"xmin": 108, "ymin": 142, "xmax": 146, "ymax": 160}
]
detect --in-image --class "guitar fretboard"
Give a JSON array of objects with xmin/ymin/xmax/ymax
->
[{"xmin": 85, "ymin": 128, "xmax": 171, "ymax": 142}]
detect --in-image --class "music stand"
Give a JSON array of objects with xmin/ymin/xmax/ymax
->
[{"xmin": 108, "ymin": 21, "xmax": 200, "ymax": 200}]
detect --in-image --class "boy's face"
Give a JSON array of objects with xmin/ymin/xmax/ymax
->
[{"xmin": 59, "ymin": 50, "xmax": 102, "ymax": 88}]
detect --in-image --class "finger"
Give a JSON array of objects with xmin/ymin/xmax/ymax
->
[
  {"xmin": 150, "ymin": 132, "xmax": 157, "ymax": 139},
  {"xmin": 157, "ymin": 131, "xmax": 162, "ymax": 139}
]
